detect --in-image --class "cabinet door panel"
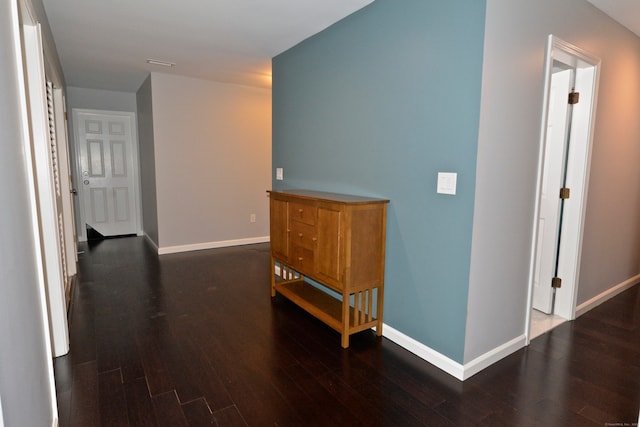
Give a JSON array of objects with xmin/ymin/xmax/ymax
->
[
  {"xmin": 351, "ymin": 207, "xmax": 385, "ymax": 286},
  {"xmin": 270, "ymin": 198, "xmax": 289, "ymax": 261},
  {"xmin": 317, "ymin": 207, "xmax": 342, "ymax": 286}
]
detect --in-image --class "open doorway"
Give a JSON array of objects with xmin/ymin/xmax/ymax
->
[{"xmin": 528, "ymin": 36, "xmax": 600, "ymax": 341}]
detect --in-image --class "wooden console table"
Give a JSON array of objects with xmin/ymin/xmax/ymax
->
[{"xmin": 268, "ymin": 189, "xmax": 389, "ymax": 348}]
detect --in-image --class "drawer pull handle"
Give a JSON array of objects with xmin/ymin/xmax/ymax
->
[
  {"xmin": 298, "ymin": 233, "xmax": 303, "ymax": 238},
  {"xmin": 298, "ymin": 209, "xmax": 303, "ymax": 214},
  {"xmin": 298, "ymin": 257, "xmax": 304, "ymax": 261},
  {"xmin": 312, "ymin": 237, "xmax": 317, "ymax": 241}
]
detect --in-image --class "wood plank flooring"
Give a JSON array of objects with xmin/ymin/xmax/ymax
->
[{"xmin": 54, "ymin": 237, "xmax": 640, "ymax": 426}]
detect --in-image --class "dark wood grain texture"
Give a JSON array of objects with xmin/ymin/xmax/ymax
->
[{"xmin": 54, "ymin": 237, "xmax": 640, "ymax": 426}]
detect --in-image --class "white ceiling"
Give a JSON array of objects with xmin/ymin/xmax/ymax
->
[
  {"xmin": 42, "ymin": 0, "xmax": 374, "ymax": 92},
  {"xmin": 586, "ymin": 0, "xmax": 640, "ymax": 38},
  {"xmin": 42, "ymin": 1, "xmax": 638, "ymax": 93}
]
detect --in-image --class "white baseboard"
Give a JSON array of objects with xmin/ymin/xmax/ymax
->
[
  {"xmin": 158, "ymin": 236, "xmax": 270, "ymax": 255},
  {"xmin": 575, "ymin": 273, "xmax": 640, "ymax": 318},
  {"xmin": 461, "ymin": 335, "xmax": 526, "ymax": 379},
  {"xmin": 381, "ymin": 275, "xmax": 640, "ymax": 380},
  {"xmin": 382, "ymin": 324, "xmax": 465, "ymax": 380},
  {"xmin": 143, "ymin": 233, "xmax": 159, "ymax": 253},
  {"xmin": 382, "ymin": 324, "xmax": 525, "ymax": 381}
]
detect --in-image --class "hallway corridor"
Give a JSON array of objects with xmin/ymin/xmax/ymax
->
[{"xmin": 54, "ymin": 237, "xmax": 640, "ymax": 426}]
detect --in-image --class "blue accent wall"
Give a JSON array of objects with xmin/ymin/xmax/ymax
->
[{"xmin": 272, "ymin": 0, "xmax": 486, "ymax": 362}]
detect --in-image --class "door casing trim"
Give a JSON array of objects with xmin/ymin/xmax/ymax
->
[{"xmin": 526, "ymin": 35, "xmax": 601, "ymax": 343}]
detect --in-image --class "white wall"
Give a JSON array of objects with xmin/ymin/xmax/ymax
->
[
  {"xmin": 465, "ymin": 0, "xmax": 640, "ymax": 362},
  {"xmin": 0, "ymin": 1, "xmax": 56, "ymax": 425},
  {"xmin": 136, "ymin": 75, "xmax": 159, "ymax": 245},
  {"xmin": 66, "ymin": 85, "xmax": 137, "ymax": 112},
  {"xmin": 149, "ymin": 72, "xmax": 271, "ymax": 251},
  {"xmin": 575, "ymin": 21, "xmax": 640, "ymax": 303}
]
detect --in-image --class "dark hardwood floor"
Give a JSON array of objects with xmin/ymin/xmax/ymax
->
[{"xmin": 54, "ymin": 236, "xmax": 640, "ymax": 426}]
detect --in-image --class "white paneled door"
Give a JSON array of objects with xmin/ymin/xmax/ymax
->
[
  {"xmin": 75, "ymin": 110, "xmax": 140, "ymax": 237},
  {"xmin": 532, "ymin": 68, "xmax": 572, "ymax": 314}
]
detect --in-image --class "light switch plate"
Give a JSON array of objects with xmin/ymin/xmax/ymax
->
[
  {"xmin": 437, "ymin": 172, "xmax": 457, "ymax": 195},
  {"xmin": 276, "ymin": 167, "xmax": 283, "ymax": 181}
]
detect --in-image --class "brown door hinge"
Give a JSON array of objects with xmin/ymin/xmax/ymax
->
[
  {"xmin": 568, "ymin": 91, "xmax": 580, "ymax": 105},
  {"xmin": 551, "ymin": 277, "xmax": 562, "ymax": 288},
  {"xmin": 559, "ymin": 187, "xmax": 570, "ymax": 199}
]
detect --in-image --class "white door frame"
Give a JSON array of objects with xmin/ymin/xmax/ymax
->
[
  {"xmin": 19, "ymin": 0, "xmax": 70, "ymax": 358},
  {"xmin": 72, "ymin": 108, "xmax": 143, "ymax": 241},
  {"xmin": 526, "ymin": 35, "xmax": 600, "ymax": 343},
  {"xmin": 14, "ymin": 0, "xmax": 60, "ymax": 420}
]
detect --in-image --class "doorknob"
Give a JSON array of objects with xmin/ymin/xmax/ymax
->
[
  {"xmin": 70, "ymin": 188, "xmax": 77, "ymax": 194},
  {"xmin": 83, "ymin": 180, "xmax": 89, "ymax": 185}
]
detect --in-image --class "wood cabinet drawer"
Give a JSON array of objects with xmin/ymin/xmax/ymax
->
[
  {"xmin": 291, "ymin": 244, "xmax": 314, "ymax": 272},
  {"xmin": 289, "ymin": 221, "xmax": 316, "ymax": 250},
  {"xmin": 290, "ymin": 202, "xmax": 316, "ymax": 225}
]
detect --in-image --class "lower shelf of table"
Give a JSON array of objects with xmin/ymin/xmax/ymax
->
[{"xmin": 274, "ymin": 279, "xmax": 379, "ymax": 344}]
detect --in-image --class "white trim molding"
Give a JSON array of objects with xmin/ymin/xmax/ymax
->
[
  {"xmin": 575, "ymin": 274, "xmax": 640, "ymax": 318},
  {"xmin": 461, "ymin": 335, "xmax": 526, "ymax": 379},
  {"xmin": 382, "ymin": 324, "xmax": 465, "ymax": 380},
  {"xmin": 158, "ymin": 236, "xmax": 270, "ymax": 255},
  {"xmin": 382, "ymin": 324, "xmax": 526, "ymax": 381},
  {"xmin": 143, "ymin": 233, "xmax": 159, "ymax": 253}
]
